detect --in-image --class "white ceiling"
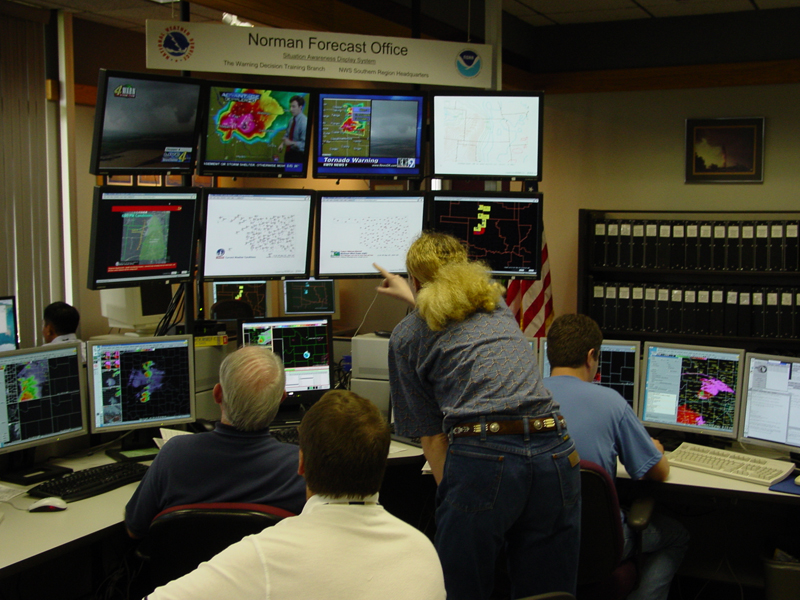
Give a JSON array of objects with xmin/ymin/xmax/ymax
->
[{"xmin": 11, "ymin": 0, "xmax": 800, "ymax": 33}]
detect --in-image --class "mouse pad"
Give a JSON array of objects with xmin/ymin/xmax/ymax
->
[{"xmin": 769, "ymin": 475, "xmax": 800, "ymax": 495}]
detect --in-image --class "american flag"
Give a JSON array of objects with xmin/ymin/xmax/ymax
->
[{"xmin": 506, "ymin": 231, "xmax": 554, "ymax": 338}]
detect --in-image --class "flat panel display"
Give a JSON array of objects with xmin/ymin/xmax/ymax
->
[
  {"xmin": 0, "ymin": 343, "xmax": 87, "ymax": 455},
  {"xmin": 212, "ymin": 281, "xmax": 270, "ymax": 317},
  {"xmin": 0, "ymin": 297, "xmax": 18, "ymax": 352},
  {"xmin": 316, "ymin": 192, "xmax": 426, "ymax": 278},
  {"xmin": 86, "ymin": 335, "xmax": 195, "ymax": 434},
  {"xmin": 198, "ymin": 83, "xmax": 312, "ymax": 178},
  {"xmin": 201, "ymin": 188, "xmax": 314, "ymax": 280},
  {"xmin": 282, "ymin": 279, "xmax": 337, "ymax": 317},
  {"xmin": 639, "ymin": 342, "xmax": 745, "ymax": 438},
  {"xmin": 738, "ymin": 353, "xmax": 800, "ymax": 455},
  {"xmin": 431, "ymin": 91, "xmax": 543, "ymax": 180},
  {"xmin": 430, "ymin": 191, "xmax": 543, "ymax": 277},
  {"xmin": 87, "ymin": 187, "xmax": 199, "ymax": 290},
  {"xmin": 90, "ymin": 69, "xmax": 203, "ymax": 176},
  {"xmin": 313, "ymin": 90, "xmax": 425, "ymax": 179}
]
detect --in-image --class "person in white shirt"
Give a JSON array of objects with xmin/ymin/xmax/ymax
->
[
  {"xmin": 143, "ymin": 389, "xmax": 446, "ymax": 600},
  {"xmin": 42, "ymin": 301, "xmax": 81, "ymax": 345}
]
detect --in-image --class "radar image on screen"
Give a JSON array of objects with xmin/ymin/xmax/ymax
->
[
  {"xmin": 121, "ymin": 210, "xmax": 170, "ymax": 264},
  {"xmin": 2, "ymin": 353, "xmax": 83, "ymax": 444},
  {"xmin": 675, "ymin": 357, "xmax": 739, "ymax": 431},
  {"xmin": 251, "ymin": 323, "xmax": 329, "ymax": 369},
  {"xmin": 98, "ymin": 346, "xmax": 192, "ymax": 426},
  {"xmin": 432, "ymin": 196, "xmax": 540, "ymax": 275}
]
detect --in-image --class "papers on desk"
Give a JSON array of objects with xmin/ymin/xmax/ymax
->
[
  {"xmin": 0, "ymin": 484, "xmax": 26, "ymax": 502},
  {"xmin": 153, "ymin": 427, "xmax": 193, "ymax": 449}
]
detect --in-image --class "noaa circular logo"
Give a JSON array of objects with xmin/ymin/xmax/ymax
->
[
  {"xmin": 157, "ymin": 26, "xmax": 195, "ymax": 63},
  {"xmin": 216, "ymin": 249, "xmax": 225, "ymax": 258},
  {"xmin": 456, "ymin": 49, "xmax": 481, "ymax": 78}
]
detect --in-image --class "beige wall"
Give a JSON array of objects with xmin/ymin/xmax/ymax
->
[{"xmin": 74, "ymin": 82, "xmax": 800, "ymax": 340}]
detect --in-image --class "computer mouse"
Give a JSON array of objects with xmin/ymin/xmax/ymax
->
[
  {"xmin": 28, "ymin": 497, "xmax": 67, "ymax": 512},
  {"xmin": 374, "ymin": 330, "xmax": 392, "ymax": 338}
]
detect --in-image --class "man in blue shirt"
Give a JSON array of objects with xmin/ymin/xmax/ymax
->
[{"xmin": 543, "ymin": 314, "xmax": 689, "ymax": 600}]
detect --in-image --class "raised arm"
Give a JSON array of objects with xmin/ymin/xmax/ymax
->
[{"xmin": 374, "ymin": 263, "xmax": 416, "ymax": 308}]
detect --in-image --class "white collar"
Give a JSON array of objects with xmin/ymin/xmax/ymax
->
[{"xmin": 47, "ymin": 333, "xmax": 78, "ymax": 344}]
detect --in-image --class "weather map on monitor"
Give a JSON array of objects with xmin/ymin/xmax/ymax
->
[
  {"xmin": 212, "ymin": 281, "xmax": 269, "ymax": 317},
  {"xmin": 430, "ymin": 192, "xmax": 543, "ymax": 277},
  {"xmin": 198, "ymin": 84, "xmax": 311, "ymax": 177},
  {"xmin": 283, "ymin": 279, "xmax": 336, "ymax": 316},
  {"xmin": 0, "ymin": 297, "xmax": 18, "ymax": 352}
]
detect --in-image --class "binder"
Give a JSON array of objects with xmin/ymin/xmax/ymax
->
[
  {"xmin": 618, "ymin": 222, "xmax": 633, "ymax": 268},
  {"xmin": 684, "ymin": 223, "xmax": 700, "ymax": 270},
  {"xmin": 709, "ymin": 287, "xmax": 725, "ymax": 336},
  {"xmin": 644, "ymin": 222, "xmax": 659, "ymax": 268},
  {"xmin": 591, "ymin": 284, "xmax": 606, "ymax": 328},
  {"xmin": 682, "ymin": 288, "xmax": 697, "ymax": 334},
  {"xmin": 795, "ymin": 292, "xmax": 800, "ymax": 338},
  {"xmin": 631, "ymin": 222, "xmax": 646, "ymax": 268},
  {"xmin": 751, "ymin": 290, "xmax": 766, "ymax": 337},
  {"xmin": 768, "ymin": 223, "xmax": 784, "ymax": 271},
  {"xmin": 726, "ymin": 223, "xmax": 741, "ymax": 271},
  {"xmin": 738, "ymin": 289, "xmax": 751, "ymax": 338},
  {"xmin": 695, "ymin": 289, "xmax": 711, "ymax": 335},
  {"xmin": 606, "ymin": 221, "xmax": 620, "ymax": 267},
  {"xmin": 630, "ymin": 286, "xmax": 645, "ymax": 332},
  {"xmin": 712, "ymin": 223, "xmax": 728, "ymax": 270},
  {"xmin": 657, "ymin": 223, "xmax": 672, "ymax": 269},
  {"xmin": 697, "ymin": 222, "xmax": 713, "ymax": 270},
  {"xmin": 779, "ymin": 290, "xmax": 794, "ymax": 338},
  {"xmin": 654, "ymin": 287, "xmax": 670, "ymax": 332},
  {"xmin": 740, "ymin": 223, "xmax": 756, "ymax": 271},
  {"xmin": 593, "ymin": 220, "xmax": 607, "ymax": 267},
  {"xmin": 604, "ymin": 284, "xmax": 618, "ymax": 332},
  {"xmin": 616, "ymin": 285, "xmax": 632, "ymax": 332},
  {"xmin": 669, "ymin": 288, "xmax": 683, "ymax": 333},
  {"xmin": 671, "ymin": 223, "xmax": 686, "ymax": 269},
  {"xmin": 724, "ymin": 289, "xmax": 739, "ymax": 336},
  {"xmin": 785, "ymin": 222, "xmax": 799, "ymax": 272},
  {"xmin": 764, "ymin": 288, "xmax": 780, "ymax": 338},
  {"xmin": 754, "ymin": 222, "xmax": 770, "ymax": 271},
  {"xmin": 642, "ymin": 285, "xmax": 657, "ymax": 332}
]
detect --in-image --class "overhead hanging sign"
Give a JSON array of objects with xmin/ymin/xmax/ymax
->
[{"xmin": 145, "ymin": 20, "xmax": 492, "ymax": 89}]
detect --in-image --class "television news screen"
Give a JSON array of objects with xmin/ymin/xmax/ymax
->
[
  {"xmin": 86, "ymin": 335, "xmax": 195, "ymax": 434},
  {"xmin": 87, "ymin": 186, "xmax": 199, "ymax": 290},
  {"xmin": 313, "ymin": 90, "xmax": 425, "ymax": 179},
  {"xmin": 201, "ymin": 188, "xmax": 314, "ymax": 280},
  {"xmin": 89, "ymin": 69, "xmax": 203, "ymax": 176},
  {"xmin": 431, "ymin": 91, "xmax": 544, "ymax": 181},
  {"xmin": 639, "ymin": 342, "xmax": 745, "ymax": 439},
  {"xmin": 198, "ymin": 82, "xmax": 312, "ymax": 178},
  {"xmin": 429, "ymin": 191, "xmax": 543, "ymax": 277},
  {"xmin": 0, "ymin": 296, "xmax": 18, "ymax": 351},
  {"xmin": 316, "ymin": 192, "xmax": 426, "ymax": 278}
]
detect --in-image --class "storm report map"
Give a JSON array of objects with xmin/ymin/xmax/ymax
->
[
  {"xmin": 432, "ymin": 197, "xmax": 540, "ymax": 275},
  {"xmin": 0, "ymin": 351, "xmax": 83, "ymax": 446},
  {"xmin": 120, "ymin": 210, "xmax": 170, "ymax": 264}
]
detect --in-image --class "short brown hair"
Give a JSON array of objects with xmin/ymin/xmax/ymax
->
[
  {"xmin": 298, "ymin": 390, "xmax": 390, "ymax": 498},
  {"xmin": 546, "ymin": 314, "xmax": 603, "ymax": 369}
]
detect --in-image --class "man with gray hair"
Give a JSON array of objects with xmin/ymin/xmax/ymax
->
[{"xmin": 125, "ymin": 346, "xmax": 306, "ymax": 538}]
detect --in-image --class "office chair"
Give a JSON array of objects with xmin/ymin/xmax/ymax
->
[
  {"xmin": 210, "ymin": 299, "xmax": 255, "ymax": 321},
  {"xmin": 577, "ymin": 460, "xmax": 654, "ymax": 600},
  {"xmin": 136, "ymin": 502, "xmax": 294, "ymax": 590}
]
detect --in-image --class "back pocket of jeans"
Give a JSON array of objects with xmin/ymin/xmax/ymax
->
[{"xmin": 440, "ymin": 446, "xmax": 504, "ymax": 512}]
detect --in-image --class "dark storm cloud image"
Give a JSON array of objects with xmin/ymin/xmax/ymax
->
[
  {"xmin": 693, "ymin": 125, "xmax": 756, "ymax": 174},
  {"xmin": 369, "ymin": 99, "xmax": 420, "ymax": 157}
]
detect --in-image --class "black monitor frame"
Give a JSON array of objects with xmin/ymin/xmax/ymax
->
[
  {"xmin": 89, "ymin": 69, "xmax": 204, "ymax": 176},
  {"xmin": 0, "ymin": 296, "xmax": 19, "ymax": 351},
  {"xmin": 430, "ymin": 89, "xmax": 544, "ymax": 181},
  {"xmin": 197, "ymin": 80, "xmax": 313, "ymax": 178}
]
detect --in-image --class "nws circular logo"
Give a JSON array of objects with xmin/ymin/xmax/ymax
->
[
  {"xmin": 157, "ymin": 26, "xmax": 195, "ymax": 63},
  {"xmin": 456, "ymin": 49, "xmax": 482, "ymax": 78}
]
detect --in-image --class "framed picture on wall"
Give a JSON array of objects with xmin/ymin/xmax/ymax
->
[{"xmin": 685, "ymin": 117, "xmax": 764, "ymax": 183}]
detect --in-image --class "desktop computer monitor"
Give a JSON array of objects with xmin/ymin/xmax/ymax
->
[
  {"xmin": 239, "ymin": 316, "xmax": 332, "ymax": 410},
  {"xmin": 0, "ymin": 343, "xmax": 87, "ymax": 482},
  {"xmin": 212, "ymin": 280, "xmax": 270, "ymax": 318},
  {"xmin": 86, "ymin": 335, "xmax": 196, "ymax": 435},
  {"xmin": 639, "ymin": 342, "xmax": 745, "ymax": 438},
  {"xmin": 738, "ymin": 352, "xmax": 800, "ymax": 455},
  {"xmin": 281, "ymin": 279, "xmax": 339, "ymax": 319},
  {"xmin": 0, "ymin": 296, "xmax": 18, "ymax": 351},
  {"xmin": 540, "ymin": 339, "xmax": 641, "ymax": 409}
]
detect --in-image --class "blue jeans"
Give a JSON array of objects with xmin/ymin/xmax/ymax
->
[
  {"xmin": 435, "ymin": 415, "xmax": 581, "ymax": 600},
  {"xmin": 623, "ymin": 511, "xmax": 690, "ymax": 600}
]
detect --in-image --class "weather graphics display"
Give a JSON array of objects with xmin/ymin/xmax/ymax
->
[
  {"xmin": 595, "ymin": 346, "xmax": 639, "ymax": 408},
  {"xmin": 120, "ymin": 210, "xmax": 170, "ymax": 265},
  {"xmin": 213, "ymin": 281, "xmax": 269, "ymax": 317},
  {"xmin": 283, "ymin": 280, "xmax": 335, "ymax": 315}
]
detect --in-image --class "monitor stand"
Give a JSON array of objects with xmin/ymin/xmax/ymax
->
[
  {"xmin": 105, "ymin": 427, "xmax": 160, "ymax": 463},
  {"xmin": 0, "ymin": 448, "xmax": 73, "ymax": 485}
]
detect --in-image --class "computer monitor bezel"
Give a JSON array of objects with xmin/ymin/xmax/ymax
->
[
  {"xmin": 428, "ymin": 190, "xmax": 544, "ymax": 278},
  {"xmin": 197, "ymin": 80, "xmax": 314, "ymax": 178},
  {"xmin": 430, "ymin": 89, "xmax": 544, "ymax": 181},
  {"xmin": 89, "ymin": 69, "xmax": 204, "ymax": 176},
  {"xmin": 312, "ymin": 88, "xmax": 427, "ymax": 180},
  {"xmin": 280, "ymin": 278, "xmax": 340, "ymax": 320},
  {"xmin": 737, "ymin": 352, "xmax": 800, "ymax": 455},
  {"xmin": 639, "ymin": 341, "xmax": 745, "ymax": 439},
  {"xmin": 0, "ymin": 342, "xmax": 88, "ymax": 456},
  {"xmin": 85, "ymin": 335, "xmax": 196, "ymax": 435},
  {"xmin": 315, "ymin": 190, "xmax": 427, "ymax": 279},
  {"xmin": 238, "ymin": 315, "xmax": 333, "ymax": 408},
  {"xmin": 200, "ymin": 187, "xmax": 316, "ymax": 281},
  {"xmin": 87, "ymin": 186, "xmax": 200, "ymax": 290},
  {"xmin": 0, "ymin": 296, "xmax": 19, "ymax": 352}
]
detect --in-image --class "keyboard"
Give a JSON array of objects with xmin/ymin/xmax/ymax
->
[
  {"xmin": 272, "ymin": 425, "xmax": 299, "ymax": 445},
  {"xmin": 28, "ymin": 461, "xmax": 149, "ymax": 502},
  {"xmin": 667, "ymin": 442, "xmax": 796, "ymax": 486}
]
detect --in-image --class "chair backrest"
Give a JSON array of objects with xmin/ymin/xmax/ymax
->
[
  {"xmin": 138, "ymin": 502, "xmax": 294, "ymax": 590},
  {"xmin": 210, "ymin": 299, "xmax": 255, "ymax": 321},
  {"xmin": 577, "ymin": 460, "xmax": 626, "ymax": 586}
]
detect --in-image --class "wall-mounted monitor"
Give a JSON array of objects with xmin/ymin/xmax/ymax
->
[
  {"xmin": 239, "ymin": 316, "xmax": 332, "ymax": 410},
  {"xmin": 87, "ymin": 186, "xmax": 199, "ymax": 290},
  {"xmin": 431, "ymin": 91, "xmax": 543, "ymax": 181},
  {"xmin": 0, "ymin": 296, "xmax": 18, "ymax": 351},
  {"xmin": 86, "ymin": 335, "xmax": 195, "ymax": 434},
  {"xmin": 429, "ymin": 191, "xmax": 543, "ymax": 278},
  {"xmin": 198, "ymin": 82, "xmax": 312, "ymax": 178},
  {"xmin": 541, "ymin": 339, "xmax": 641, "ymax": 409},
  {"xmin": 89, "ymin": 69, "xmax": 203, "ymax": 176},
  {"xmin": 313, "ymin": 90, "xmax": 425, "ymax": 179},
  {"xmin": 639, "ymin": 342, "xmax": 745, "ymax": 439},
  {"xmin": 316, "ymin": 191, "xmax": 426, "ymax": 278},
  {"xmin": 201, "ymin": 188, "xmax": 314, "ymax": 281},
  {"xmin": 281, "ymin": 278, "xmax": 339, "ymax": 320},
  {"xmin": 212, "ymin": 280, "xmax": 270, "ymax": 318},
  {"xmin": 738, "ymin": 353, "xmax": 800, "ymax": 455}
]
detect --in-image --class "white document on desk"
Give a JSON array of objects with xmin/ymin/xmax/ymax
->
[{"xmin": 0, "ymin": 484, "xmax": 26, "ymax": 502}]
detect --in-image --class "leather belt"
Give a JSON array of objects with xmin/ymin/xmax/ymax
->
[{"xmin": 451, "ymin": 416, "xmax": 566, "ymax": 438}]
